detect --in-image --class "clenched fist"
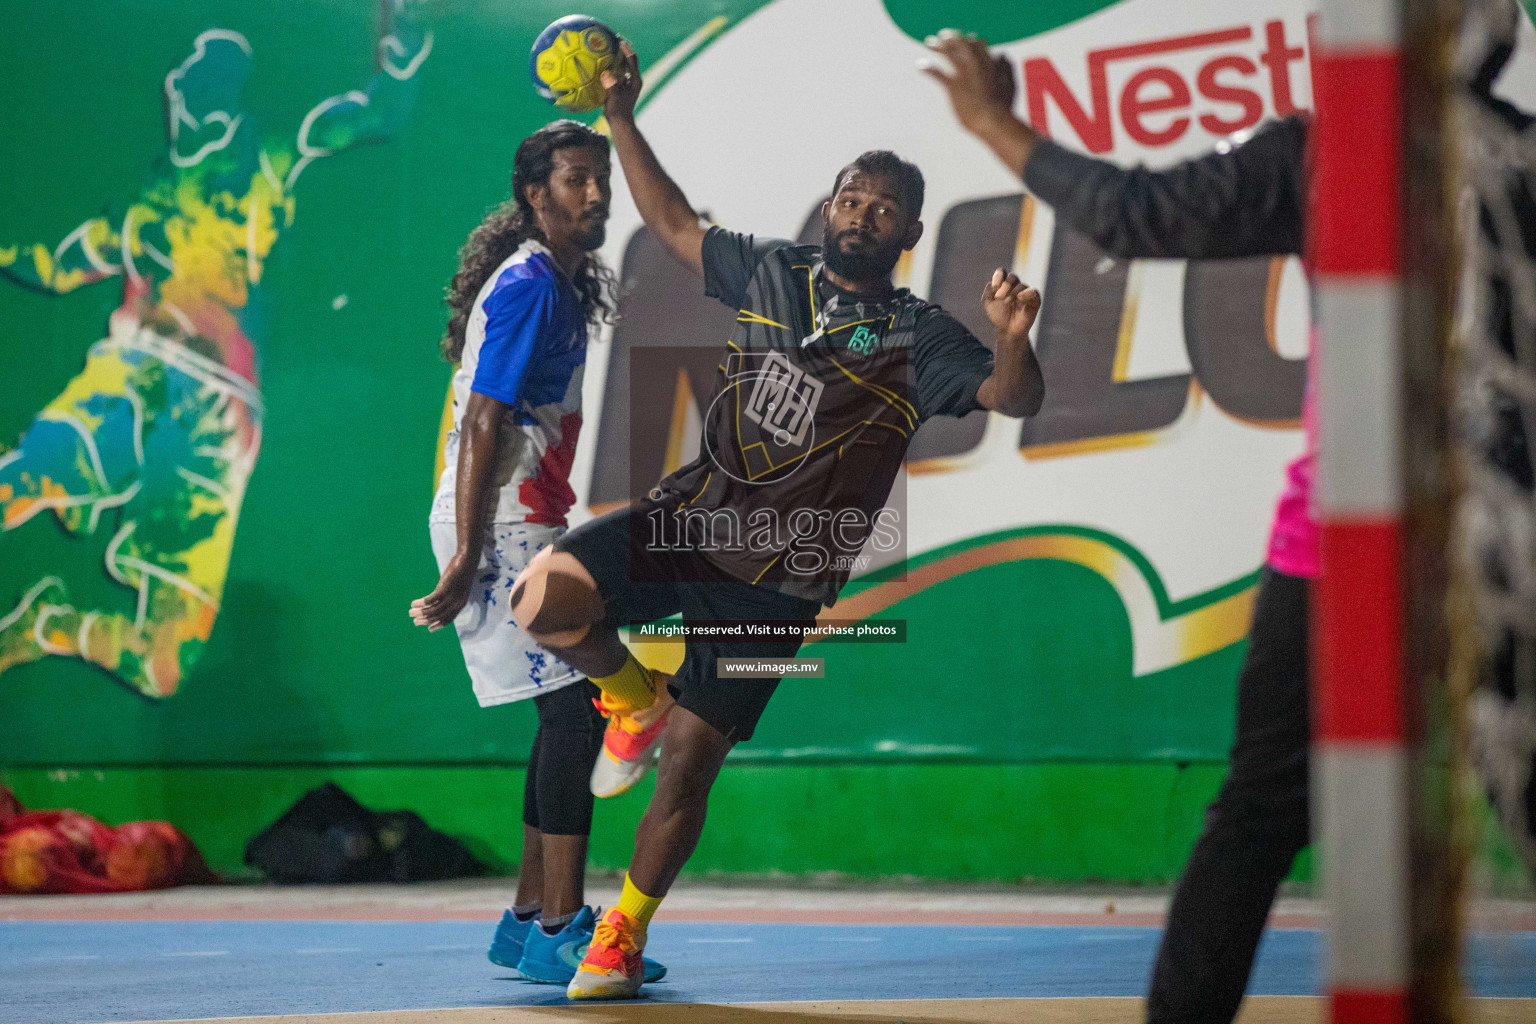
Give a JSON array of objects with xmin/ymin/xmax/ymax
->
[{"xmin": 982, "ymin": 268, "xmax": 1041, "ymax": 344}]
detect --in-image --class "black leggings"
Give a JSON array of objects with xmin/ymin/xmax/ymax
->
[
  {"xmin": 521, "ymin": 679, "xmax": 607, "ymax": 836},
  {"xmin": 1147, "ymin": 567, "xmax": 1311, "ymax": 1024}
]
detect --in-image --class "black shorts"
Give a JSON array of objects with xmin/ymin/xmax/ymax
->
[{"xmin": 553, "ymin": 503, "xmax": 820, "ymax": 742}]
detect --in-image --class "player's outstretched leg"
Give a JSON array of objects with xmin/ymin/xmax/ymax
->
[
  {"xmin": 509, "ymin": 682, "xmax": 668, "ymax": 985},
  {"xmin": 511, "ymin": 546, "xmax": 674, "ymax": 796},
  {"xmin": 568, "ymin": 706, "xmax": 732, "ymax": 1000}
]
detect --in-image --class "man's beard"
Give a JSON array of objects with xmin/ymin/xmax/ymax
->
[
  {"xmin": 571, "ymin": 218, "xmax": 607, "ymax": 252},
  {"xmin": 821, "ymin": 223, "xmax": 902, "ymax": 282}
]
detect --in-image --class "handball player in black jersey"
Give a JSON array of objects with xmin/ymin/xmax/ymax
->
[{"xmin": 509, "ymin": 39, "xmax": 1044, "ymax": 999}]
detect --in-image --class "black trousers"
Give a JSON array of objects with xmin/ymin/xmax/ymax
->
[{"xmin": 1146, "ymin": 568, "xmax": 1312, "ymax": 1024}]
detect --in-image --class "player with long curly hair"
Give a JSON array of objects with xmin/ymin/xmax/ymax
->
[{"xmin": 411, "ymin": 120, "xmax": 662, "ymax": 987}]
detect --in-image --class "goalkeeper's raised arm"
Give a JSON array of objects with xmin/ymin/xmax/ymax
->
[{"xmin": 921, "ymin": 32, "xmax": 1306, "ymax": 261}]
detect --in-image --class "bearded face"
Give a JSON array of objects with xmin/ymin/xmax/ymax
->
[
  {"xmin": 820, "ymin": 220, "xmax": 905, "ymax": 281},
  {"xmin": 818, "ymin": 168, "xmax": 918, "ymax": 284}
]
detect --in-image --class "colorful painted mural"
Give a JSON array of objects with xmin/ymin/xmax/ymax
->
[{"xmin": 0, "ymin": 1, "xmax": 432, "ymax": 697}]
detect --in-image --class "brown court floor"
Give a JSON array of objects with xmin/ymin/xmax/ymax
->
[{"xmin": 120, "ymin": 996, "xmax": 1536, "ymax": 1024}]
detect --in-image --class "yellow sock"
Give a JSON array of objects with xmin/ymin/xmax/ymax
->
[
  {"xmin": 592, "ymin": 652, "xmax": 655, "ymax": 712},
  {"xmin": 618, "ymin": 872, "xmax": 663, "ymax": 927}
]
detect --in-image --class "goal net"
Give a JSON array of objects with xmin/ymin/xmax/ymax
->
[
  {"xmin": 1455, "ymin": 0, "xmax": 1536, "ymax": 887},
  {"xmin": 1318, "ymin": 0, "xmax": 1536, "ymax": 1021}
]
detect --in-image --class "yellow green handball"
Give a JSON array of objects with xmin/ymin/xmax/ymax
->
[{"xmin": 530, "ymin": 14, "xmax": 619, "ymax": 114}]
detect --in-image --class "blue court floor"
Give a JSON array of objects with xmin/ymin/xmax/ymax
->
[{"xmin": 3, "ymin": 919, "xmax": 1535, "ymax": 1024}]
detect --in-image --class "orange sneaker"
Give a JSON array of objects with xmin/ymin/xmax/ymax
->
[
  {"xmin": 566, "ymin": 907, "xmax": 646, "ymax": 999},
  {"xmin": 590, "ymin": 673, "xmax": 674, "ymax": 798}
]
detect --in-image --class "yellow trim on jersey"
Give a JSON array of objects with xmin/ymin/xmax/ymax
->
[
  {"xmin": 827, "ymin": 356, "xmax": 918, "ymax": 429},
  {"xmin": 734, "ymin": 418, "xmax": 909, "ymax": 481},
  {"xmin": 840, "ymin": 437, "xmax": 886, "ymax": 456},
  {"xmin": 737, "ymin": 310, "xmax": 790, "ymax": 330},
  {"xmin": 736, "ymin": 439, "xmax": 776, "ymax": 476},
  {"xmin": 801, "ymin": 264, "xmax": 818, "ymax": 324},
  {"xmin": 752, "ymin": 550, "xmax": 784, "ymax": 584},
  {"xmin": 683, "ymin": 471, "xmax": 713, "ymax": 506},
  {"xmin": 823, "ymin": 314, "xmax": 897, "ymax": 336}
]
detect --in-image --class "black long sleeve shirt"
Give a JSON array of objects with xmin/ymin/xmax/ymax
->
[{"xmin": 1020, "ymin": 115, "xmax": 1309, "ymax": 260}]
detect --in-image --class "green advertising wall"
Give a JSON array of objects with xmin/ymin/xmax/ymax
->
[{"xmin": 1, "ymin": 0, "xmax": 1273, "ymax": 882}]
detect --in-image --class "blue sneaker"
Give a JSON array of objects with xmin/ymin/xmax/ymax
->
[
  {"xmin": 488, "ymin": 908, "xmax": 535, "ymax": 973},
  {"xmin": 516, "ymin": 905, "xmax": 667, "ymax": 985}
]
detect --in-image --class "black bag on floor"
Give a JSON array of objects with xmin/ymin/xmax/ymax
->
[
  {"xmin": 374, "ymin": 809, "xmax": 483, "ymax": 883},
  {"xmin": 244, "ymin": 783, "xmax": 484, "ymax": 883}
]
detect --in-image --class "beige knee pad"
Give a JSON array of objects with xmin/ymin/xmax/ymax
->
[{"xmin": 510, "ymin": 547, "xmax": 604, "ymax": 648}]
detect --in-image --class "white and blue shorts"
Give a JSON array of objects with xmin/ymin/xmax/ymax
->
[{"xmin": 429, "ymin": 520, "xmax": 581, "ymax": 707}]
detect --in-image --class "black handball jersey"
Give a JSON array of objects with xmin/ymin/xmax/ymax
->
[{"xmin": 648, "ymin": 226, "xmax": 995, "ymax": 605}]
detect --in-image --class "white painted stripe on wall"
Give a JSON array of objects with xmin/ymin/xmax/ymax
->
[
  {"xmin": 1317, "ymin": 743, "xmax": 1410, "ymax": 987},
  {"xmin": 1316, "ymin": 279, "xmax": 1403, "ymax": 516},
  {"xmin": 1319, "ymin": 0, "xmax": 1401, "ymax": 48}
]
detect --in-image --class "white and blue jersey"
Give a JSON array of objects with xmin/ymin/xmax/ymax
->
[
  {"xmin": 431, "ymin": 239, "xmax": 587, "ymax": 527},
  {"xmin": 428, "ymin": 238, "xmax": 588, "ymax": 706}
]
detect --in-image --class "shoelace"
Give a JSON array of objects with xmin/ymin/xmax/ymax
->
[
  {"xmin": 593, "ymin": 688, "xmax": 651, "ymax": 718},
  {"xmin": 594, "ymin": 686, "xmax": 672, "ymax": 735},
  {"xmin": 592, "ymin": 916, "xmax": 632, "ymax": 952},
  {"xmin": 591, "ymin": 697, "xmax": 646, "ymax": 735}
]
